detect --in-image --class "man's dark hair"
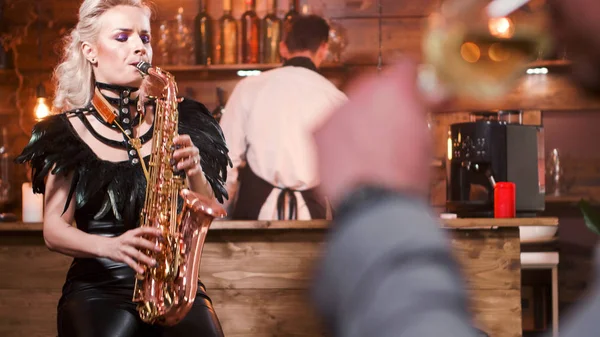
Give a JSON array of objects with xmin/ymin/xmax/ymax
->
[{"xmin": 284, "ymin": 15, "xmax": 330, "ymax": 53}]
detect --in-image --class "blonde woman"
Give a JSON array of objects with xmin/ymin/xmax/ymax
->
[{"xmin": 16, "ymin": 1, "xmax": 228, "ymax": 336}]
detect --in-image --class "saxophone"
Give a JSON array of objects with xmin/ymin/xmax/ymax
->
[{"xmin": 132, "ymin": 61, "xmax": 226, "ymax": 326}]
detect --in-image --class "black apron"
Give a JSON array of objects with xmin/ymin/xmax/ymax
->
[
  {"xmin": 231, "ymin": 164, "xmax": 327, "ymax": 220},
  {"xmin": 231, "ymin": 57, "xmax": 326, "ymax": 220}
]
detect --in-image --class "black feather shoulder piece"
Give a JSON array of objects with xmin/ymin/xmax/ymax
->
[
  {"xmin": 15, "ymin": 114, "xmax": 90, "ymax": 197},
  {"xmin": 177, "ymin": 98, "xmax": 232, "ymax": 203},
  {"xmin": 15, "ymin": 113, "xmax": 146, "ymax": 225}
]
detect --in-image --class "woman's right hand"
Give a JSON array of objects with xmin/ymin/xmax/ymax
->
[{"xmin": 100, "ymin": 227, "xmax": 163, "ymax": 274}]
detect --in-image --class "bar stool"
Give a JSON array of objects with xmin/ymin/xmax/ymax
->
[{"xmin": 521, "ymin": 251, "xmax": 559, "ymax": 337}]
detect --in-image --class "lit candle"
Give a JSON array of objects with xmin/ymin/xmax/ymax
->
[{"xmin": 22, "ymin": 182, "xmax": 43, "ymax": 223}]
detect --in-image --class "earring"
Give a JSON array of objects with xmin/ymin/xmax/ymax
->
[{"xmin": 90, "ymin": 58, "xmax": 96, "ymax": 63}]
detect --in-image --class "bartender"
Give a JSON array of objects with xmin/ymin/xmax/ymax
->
[{"xmin": 219, "ymin": 15, "xmax": 348, "ymax": 220}]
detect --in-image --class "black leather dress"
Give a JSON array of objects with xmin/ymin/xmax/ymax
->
[{"xmin": 16, "ymin": 93, "xmax": 231, "ymax": 337}]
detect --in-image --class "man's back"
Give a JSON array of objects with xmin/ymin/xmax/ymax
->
[{"xmin": 220, "ymin": 63, "xmax": 347, "ymax": 219}]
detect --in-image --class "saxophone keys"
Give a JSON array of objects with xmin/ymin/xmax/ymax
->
[{"xmin": 129, "ymin": 138, "xmax": 142, "ymax": 150}]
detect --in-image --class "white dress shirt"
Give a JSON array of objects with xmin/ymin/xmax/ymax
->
[{"xmin": 220, "ymin": 65, "xmax": 347, "ymax": 220}]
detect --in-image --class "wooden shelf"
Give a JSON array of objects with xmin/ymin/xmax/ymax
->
[
  {"xmin": 545, "ymin": 195, "xmax": 587, "ymax": 204},
  {"xmin": 0, "ymin": 63, "xmax": 350, "ymax": 77},
  {"xmin": 527, "ymin": 59, "xmax": 571, "ymax": 68},
  {"xmin": 521, "ymin": 236, "xmax": 558, "ymax": 245},
  {"xmin": 162, "ymin": 62, "xmax": 349, "ymax": 73},
  {"xmin": 0, "ymin": 217, "xmax": 559, "ymax": 233},
  {"xmin": 0, "ymin": 60, "xmax": 570, "ymax": 77}
]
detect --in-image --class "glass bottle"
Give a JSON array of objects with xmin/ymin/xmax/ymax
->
[
  {"xmin": 241, "ymin": 0, "xmax": 260, "ymax": 64},
  {"xmin": 172, "ymin": 7, "xmax": 195, "ymax": 65},
  {"xmin": 212, "ymin": 87, "xmax": 226, "ymax": 123},
  {"xmin": 261, "ymin": 0, "xmax": 282, "ymax": 64},
  {"xmin": 155, "ymin": 21, "xmax": 171, "ymax": 65},
  {"xmin": 0, "ymin": 127, "xmax": 14, "ymax": 219},
  {"xmin": 0, "ymin": 2, "xmax": 13, "ymax": 69},
  {"xmin": 194, "ymin": 0, "xmax": 214, "ymax": 65},
  {"xmin": 283, "ymin": 0, "xmax": 299, "ymax": 37},
  {"xmin": 218, "ymin": 0, "xmax": 238, "ymax": 64}
]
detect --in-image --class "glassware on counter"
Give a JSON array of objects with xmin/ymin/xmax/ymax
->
[
  {"xmin": 546, "ymin": 148, "xmax": 563, "ymax": 196},
  {"xmin": 498, "ymin": 110, "xmax": 523, "ymax": 124}
]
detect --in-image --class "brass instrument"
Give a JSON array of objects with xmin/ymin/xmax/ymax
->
[{"xmin": 132, "ymin": 61, "xmax": 226, "ymax": 326}]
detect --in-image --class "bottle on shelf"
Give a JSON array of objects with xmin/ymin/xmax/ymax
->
[
  {"xmin": 241, "ymin": 0, "xmax": 260, "ymax": 64},
  {"xmin": 154, "ymin": 21, "xmax": 171, "ymax": 65},
  {"xmin": 218, "ymin": 0, "xmax": 238, "ymax": 64},
  {"xmin": 172, "ymin": 7, "xmax": 195, "ymax": 65},
  {"xmin": 194, "ymin": 0, "xmax": 214, "ymax": 65},
  {"xmin": 283, "ymin": 0, "xmax": 299, "ymax": 37},
  {"xmin": 0, "ymin": 126, "xmax": 17, "ymax": 222},
  {"xmin": 261, "ymin": 0, "xmax": 282, "ymax": 64}
]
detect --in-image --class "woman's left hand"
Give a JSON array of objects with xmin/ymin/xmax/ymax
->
[{"xmin": 173, "ymin": 134, "xmax": 202, "ymax": 177}]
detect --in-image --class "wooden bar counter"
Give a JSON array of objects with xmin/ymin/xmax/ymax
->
[{"xmin": 0, "ymin": 218, "xmax": 558, "ymax": 337}]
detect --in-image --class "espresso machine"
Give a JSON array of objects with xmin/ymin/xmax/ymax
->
[{"xmin": 446, "ymin": 113, "xmax": 545, "ymax": 217}]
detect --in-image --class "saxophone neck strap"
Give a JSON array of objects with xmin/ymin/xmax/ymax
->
[{"xmin": 91, "ymin": 88, "xmax": 117, "ymax": 124}]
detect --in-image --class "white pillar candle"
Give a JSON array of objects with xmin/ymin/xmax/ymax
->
[{"xmin": 22, "ymin": 182, "xmax": 43, "ymax": 223}]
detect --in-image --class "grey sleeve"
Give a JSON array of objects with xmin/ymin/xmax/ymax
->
[{"xmin": 311, "ymin": 196, "xmax": 479, "ymax": 337}]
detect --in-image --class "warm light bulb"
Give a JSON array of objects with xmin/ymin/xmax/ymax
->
[
  {"xmin": 34, "ymin": 97, "xmax": 50, "ymax": 120},
  {"xmin": 488, "ymin": 17, "xmax": 515, "ymax": 38}
]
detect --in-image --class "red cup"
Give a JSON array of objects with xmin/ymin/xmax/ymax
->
[{"xmin": 494, "ymin": 182, "xmax": 516, "ymax": 218}]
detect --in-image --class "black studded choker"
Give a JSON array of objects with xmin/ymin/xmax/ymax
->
[{"xmin": 93, "ymin": 82, "xmax": 142, "ymax": 129}]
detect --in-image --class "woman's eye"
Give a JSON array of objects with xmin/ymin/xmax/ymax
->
[
  {"xmin": 141, "ymin": 35, "xmax": 151, "ymax": 44},
  {"xmin": 115, "ymin": 33, "xmax": 128, "ymax": 42}
]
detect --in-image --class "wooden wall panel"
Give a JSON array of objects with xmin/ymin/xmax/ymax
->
[
  {"xmin": 4, "ymin": 1, "xmax": 431, "ymax": 70},
  {"xmin": 5, "ymin": 0, "xmax": 439, "ymax": 26},
  {"xmin": 335, "ymin": 17, "xmax": 423, "ymax": 64},
  {"xmin": 445, "ymin": 71, "xmax": 600, "ymax": 112}
]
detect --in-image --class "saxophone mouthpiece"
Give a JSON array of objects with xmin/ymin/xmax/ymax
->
[{"xmin": 136, "ymin": 61, "xmax": 152, "ymax": 75}]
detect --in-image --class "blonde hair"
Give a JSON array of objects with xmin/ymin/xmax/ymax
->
[{"xmin": 52, "ymin": 0, "xmax": 152, "ymax": 112}]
